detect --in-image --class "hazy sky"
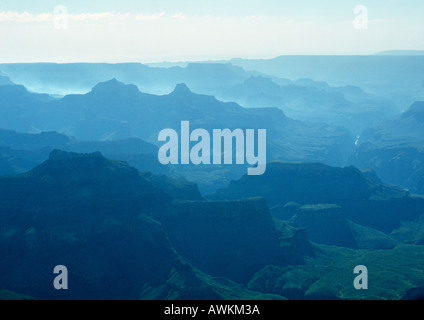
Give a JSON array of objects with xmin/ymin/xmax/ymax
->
[{"xmin": 1, "ymin": 0, "xmax": 423, "ymax": 62}]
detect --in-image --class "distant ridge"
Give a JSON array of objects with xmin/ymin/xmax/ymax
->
[
  {"xmin": 0, "ymin": 74, "xmax": 13, "ymax": 85},
  {"xmin": 171, "ymin": 83, "xmax": 192, "ymax": 96},
  {"xmin": 90, "ymin": 78, "xmax": 140, "ymax": 95},
  {"xmin": 405, "ymin": 101, "xmax": 424, "ymax": 114},
  {"xmin": 374, "ymin": 50, "xmax": 424, "ymax": 56}
]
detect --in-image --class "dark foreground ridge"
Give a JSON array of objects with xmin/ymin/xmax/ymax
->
[{"xmin": 1, "ymin": 151, "xmax": 424, "ymax": 300}]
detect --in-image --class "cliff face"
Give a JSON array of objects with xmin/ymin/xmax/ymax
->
[
  {"xmin": 1, "ymin": 214, "xmax": 179, "ymax": 300},
  {"xmin": 207, "ymin": 160, "xmax": 424, "ymax": 252},
  {"xmin": 209, "ymin": 161, "xmax": 407, "ymax": 206},
  {"xmin": 140, "ymin": 258, "xmax": 286, "ymax": 300},
  {"xmin": 155, "ymin": 198, "xmax": 283, "ymax": 283}
]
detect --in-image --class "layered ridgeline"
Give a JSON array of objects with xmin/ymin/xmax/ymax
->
[
  {"xmin": 351, "ymin": 102, "xmax": 424, "ymax": 195},
  {"xmin": 220, "ymin": 76, "xmax": 397, "ymax": 134},
  {"xmin": 208, "ymin": 161, "xmax": 424, "ymax": 249},
  {"xmin": 0, "ymin": 129, "xmax": 169, "ymax": 177},
  {"xmin": 229, "ymin": 55, "xmax": 424, "ymax": 108},
  {"xmin": 0, "ymin": 63, "xmax": 398, "ymax": 134},
  {"xmin": 0, "ymin": 78, "xmax": 355, "ymax": 193},
  {"xmin": 0, "ymin": 128, "xmax": 242, "ymax": 194},
  {"xmin": 0, "ymin": 79, "xmax": 354, "ymax": 166},
  {"xmin": 0, "ymin": 62, "xmax": 251, "ymax": 96},
  {"xmin": 0, "ymin": 150, "xmax": 308, "ymax": 300}
]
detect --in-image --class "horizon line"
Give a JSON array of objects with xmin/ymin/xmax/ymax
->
[{"xmin": 2, "ymin": 50, "xmax": 424, "ymax": 65}]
